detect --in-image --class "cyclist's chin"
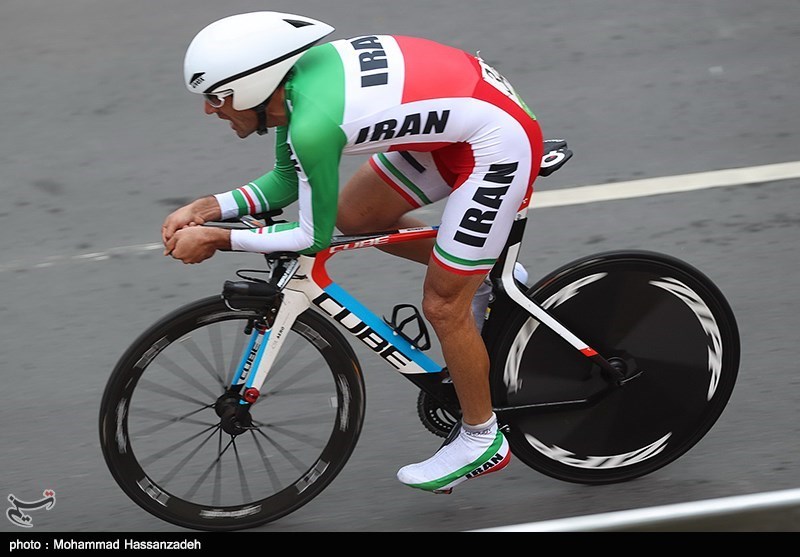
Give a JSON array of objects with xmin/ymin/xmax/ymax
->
[
  {"xmin": 223, "ymin": 119, "xmax": 256, "ymax": 139},
  {"xmin": 234, "ymin": 127, "xmax": 256, "ymax": 139}
]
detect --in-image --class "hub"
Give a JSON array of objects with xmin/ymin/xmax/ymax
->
[
  {"xmin": 214, "ymin": 392, "xmax": 255, "ymax": 435},
  {"xmin": 607, "ymin": 353, "xmax": 644, "ymax": 385}
]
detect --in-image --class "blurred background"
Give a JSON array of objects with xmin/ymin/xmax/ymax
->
[{"xmin": 1, "ymin": 0, "xmax": 798, "ymax": 532}]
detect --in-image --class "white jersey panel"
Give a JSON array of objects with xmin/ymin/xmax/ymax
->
[
  {"xmin": 341, "ymin": 97, "xmax": 482, "ymax": 156},
  {"xmin": 331, "ymin": 36, "xmax": 405, "ymax": 124}
]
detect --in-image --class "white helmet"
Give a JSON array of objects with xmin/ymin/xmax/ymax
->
[{"xmin": 184, "ymin": 12, "xmax": 334, "ymax": 111}]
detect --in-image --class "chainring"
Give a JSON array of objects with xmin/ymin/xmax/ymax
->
[{"xmin": 416, "ymin": 390, "xmax": 459, "ymax": 438}]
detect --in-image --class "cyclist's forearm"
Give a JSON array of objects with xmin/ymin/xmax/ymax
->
[
  {"xmin": 190, "ymin": 195, "xmax": 223, "ymax": 222},
  {"xmin": 214, "ymin": 171, "xmax": 299, "ymax": 219},
  {"xmin": 230, "ymin": 219, "xmax": 328, "ymax": 254}
]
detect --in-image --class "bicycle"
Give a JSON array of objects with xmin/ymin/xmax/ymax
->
[{"xmin": 99, "ymin": 139, "xmax": 740, "ymax": 531}]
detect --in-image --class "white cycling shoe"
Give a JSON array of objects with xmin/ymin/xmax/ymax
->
[{"xmin": 397, "ymin": 414, "xmax": 510, "ymax": 494}]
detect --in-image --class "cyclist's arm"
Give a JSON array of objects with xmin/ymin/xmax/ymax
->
[
  {"xmin": 229, "ymin": 109, "xmax": 347, "ymax": 254},
  {"xmin": 214, "ymin": 126, "xmax": 299, "ymax": 219}
]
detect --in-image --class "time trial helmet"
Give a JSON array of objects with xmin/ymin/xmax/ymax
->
[{"xmin": 184, "ymin": 12, "xmax": 334, "ymax": 111}]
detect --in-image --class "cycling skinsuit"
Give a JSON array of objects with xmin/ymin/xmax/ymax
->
[{"xmin": 214, "ymin": 35, "xmax": 544, "ymax": 275}]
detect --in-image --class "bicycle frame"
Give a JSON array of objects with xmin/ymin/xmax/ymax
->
[
  {"xmin": 222, "ymin": 211, "xmax": 623, "ymax": 418},
  {"xmin": 100, "ymin": 134, "xmax": 740, "ymax": 530}
]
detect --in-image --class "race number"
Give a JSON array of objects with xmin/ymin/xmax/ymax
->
[{"xmin": 478, "ymin": 57, "xmax": 522, "ymax": 106}]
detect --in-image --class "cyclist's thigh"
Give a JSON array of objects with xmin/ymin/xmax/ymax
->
[
  {"xmin": 434, "ymin": 118, "xmax": 541, "ymax": 275},
  {"xmin": 367, "ymin": 151, "xmax": 454, "ymax": 209},
  {"xmin": 338, "ymin": 150, "xmax": 459, "ymax": 231},
  {"xmin": 337, "ymin": 160, "xmax": 418, "ymax": 232}
]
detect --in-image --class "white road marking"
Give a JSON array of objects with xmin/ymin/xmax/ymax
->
[
  {"xmin": 1, "ymin": 243, "xmax": 163, "ymax": 273},
  {"xmin": 531, "ymin": 160, "xmax": 800, "ymax": 208},
  {"xmin": 3, "ymin": 161, "xmax": 799, "ymax": 274},
  {"xmin": 472, "ymin": 487, "xmax": 800, "ymax": 532}
]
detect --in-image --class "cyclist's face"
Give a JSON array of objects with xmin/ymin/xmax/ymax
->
[
  {"xmin": 204, "ymin": 89, "xmax": 287, "ymax": 139},
  {"xmin": 205, "ymin": 96, "xmax": 258, "ymax": 139}
]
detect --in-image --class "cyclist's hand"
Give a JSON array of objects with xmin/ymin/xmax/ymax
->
[
  {"xmin": 161, "ymin": 196, "xmax": 222, "ymax": 246},
  {"xmin": 164, "ymin": 226, "xmax": 231, "ymax": 264}
]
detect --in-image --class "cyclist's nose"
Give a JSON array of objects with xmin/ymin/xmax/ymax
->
[{"xmin": 204, "ymin": 101, "xmax": 217, "ymax": 115}]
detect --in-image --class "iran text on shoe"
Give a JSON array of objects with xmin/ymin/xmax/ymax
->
[{"xmin": 400, "ymin": 432, "xmax": 510, "ymax": 494}]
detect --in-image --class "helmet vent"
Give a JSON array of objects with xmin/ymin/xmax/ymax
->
[{"xmin": 284, "ymin": 19, "xmax": 313, "ymax": 28}]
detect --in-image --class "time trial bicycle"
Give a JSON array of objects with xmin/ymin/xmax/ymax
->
[{"xmin": 99, "ymin": 139, "xmax": 740, "ymax": 531}]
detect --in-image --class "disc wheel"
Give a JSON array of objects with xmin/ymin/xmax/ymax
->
[{"xmin": 491, "ymin": 251, "xmax": 739, "ymax": 485}]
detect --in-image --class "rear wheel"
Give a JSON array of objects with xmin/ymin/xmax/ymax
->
[
  {"xmin": 99, "ymin": 296, "xmax": 365, "ymax": 530},
  {"xmin": 490, "ymin": 251, "xmax": 739, "ymax": 484}
]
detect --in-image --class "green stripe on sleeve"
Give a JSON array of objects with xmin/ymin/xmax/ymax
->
[
  {"xmin": 248, "ymin": 182, "xmax": 269, "ymax": 210},
  {"xmin": 267, "ymin": 222, "xmax": 300, "ymax": 234},
  {"xmin": 231, "ymin": 189, "xmax": 249, "ymax": 215}
]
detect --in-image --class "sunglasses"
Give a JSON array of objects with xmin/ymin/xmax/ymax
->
[{"xmin": 204, "ymin": 89, "xmax": 234, "ymax": 108}]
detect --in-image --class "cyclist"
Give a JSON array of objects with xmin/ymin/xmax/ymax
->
[{"xmin": 162, "ymin": 11, "xmax": 543, "ymax": 494}]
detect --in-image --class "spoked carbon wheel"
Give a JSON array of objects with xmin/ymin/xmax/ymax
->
[
  {"xmin": 490, "ymin": 251, "xmax": 739, "ymax": 485},
  {"xmin": 99, "ymin": 296, "xmax": 365, "ymax": 531}
]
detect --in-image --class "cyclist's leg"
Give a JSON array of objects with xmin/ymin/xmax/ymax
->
[
  {"xmin": 395, "ymin": 95, "xmax": 543, "ymax": 492},
  {"xmin": 339, "ymin": 154, "xmax": 526, "ymax": 332},
  {"xmin": 336, "ymin": 161, "xmax": 433, "ymax": 264},
  {"xmin": 397, "ymin": 149, "xmax": 541, "ymax": 492},
  {"xmin": 396, "ymin": 258, "xmax": 510, "ymax": 494},
  {"xmin": 424, "ymin": 263, "xmax": 492, "ymax": 424}
]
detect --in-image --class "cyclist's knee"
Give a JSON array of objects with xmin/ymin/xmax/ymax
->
[
  {"xmin": 423, "ymin": 265, "xmax": 485, "ymax": 329},
  {"xmin": 336, "ymin": 190, "xmax": 399, "ymax": 235},
  {"xmin": 338, "ymin": 162, "xmax": 420, "ymax": 234},
  {"xmin": 336, "ymin": 206, "xmax": 366, "ymax": 235},
  {"xmin": 421, "ymin": 292, "xmax": 443, "ymax": 326},
  {"xmin": 422, "ymin": 287, "xmax": 472, "ymax": 333}
]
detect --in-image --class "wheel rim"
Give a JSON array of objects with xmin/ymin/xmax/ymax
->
[{"xmin": 103, "ymin": 305, "xmax": 359, "ymax": 527}]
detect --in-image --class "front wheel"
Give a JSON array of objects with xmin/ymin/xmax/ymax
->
[
  {"xmin": 489, "ymin": 251, "xmax": 740, "ymax": 485},
  {"xmin": 99, "ymin": 296, "xmax": 366, "ymax": 531}
]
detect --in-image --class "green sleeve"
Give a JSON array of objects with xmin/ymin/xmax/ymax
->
[
  {"xmin": 289, "ymin": 105, "xmax": 347, "ymax": 254},
  {"xmin": 249, "ymin": 126, "xmax": 299, "ymax": 209}
]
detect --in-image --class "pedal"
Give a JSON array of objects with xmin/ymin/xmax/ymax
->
[{"xmin": 384, "ymin": 303, "xmax": 431, "ymax": 351}]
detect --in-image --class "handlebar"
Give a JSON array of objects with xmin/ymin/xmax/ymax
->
[{"xmin": 203, "ymin": 209, "xmax": 285, "ymax": 230}]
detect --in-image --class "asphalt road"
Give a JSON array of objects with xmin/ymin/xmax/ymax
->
[{"xmin": 1, "ymin": 0, "xmax": 799, "ymax": 533}]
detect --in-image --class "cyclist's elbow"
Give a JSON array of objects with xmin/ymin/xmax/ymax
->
[
  {"xmin": 298, "ymin": 235, "xmax": 331, "ymax": 255},
  {"xmin": 313, "ymin": 238, "xmax": 333, "ymax": 253}
]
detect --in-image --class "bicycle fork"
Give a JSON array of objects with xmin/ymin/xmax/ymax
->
[{"xmin": 216, "ymin": 258, "xmax": 313, "ymax": 435}]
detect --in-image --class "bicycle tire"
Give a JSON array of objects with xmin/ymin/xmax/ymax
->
[
  {"xmin": 99, "ymin": 296, "xmax": 366, "ymax": 531},
  {"xmin": 489, "ymin": 250, "xmax": 739, "ymax": 485}
]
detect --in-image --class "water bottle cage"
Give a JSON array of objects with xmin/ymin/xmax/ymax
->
[{"xmin": 384, "ymin": 304, "xmax": 432, "ymax": 351}]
